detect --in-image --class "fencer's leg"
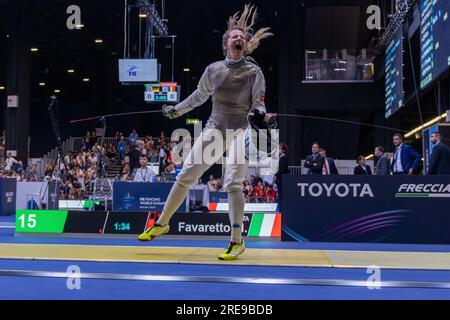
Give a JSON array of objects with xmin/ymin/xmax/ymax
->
[
  {"xmin": 139, "ymin": 149, "xmax": 210, "ymax": 241},
  {"xmin": 217, "ymin": 162, "xmax": 247, "ymax": 260},
  {"xmin": 223, "ymin": 129, "xmax": 247, "ymax": 244},
  {"xmin": 228, "ymin": 188, "xmax": 246, "ymax": 243},
  {"xmin": 156, "ymin": 181, "xmax": 190, "ymax": 226},
  {"xmin": 157, "ymin": 129, "xmax": 221, "ymax": 226},
  {"xmin": 224, "ymin": 164, "xmax": 247, "ymax": 244}
]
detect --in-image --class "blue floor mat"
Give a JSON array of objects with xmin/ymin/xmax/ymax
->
[
  {"xmin": 1, "ymin": 276, "xmax": 449, "ymax": 300},
  {"xmin": 1, "ymin": 259, "xmax": 450, "ymax": 282}
]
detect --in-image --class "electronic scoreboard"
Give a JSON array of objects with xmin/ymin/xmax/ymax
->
[
  {"xmin": 385, "ymin": 26, "xmax": 404, "ymax": 118},
  {"xmin": 144, "ymin": 82, "xmax": 180, "ymax": 103},
  {"xmin": 420, "ymin": 0, "xmax": 450, "ymax": 88}
]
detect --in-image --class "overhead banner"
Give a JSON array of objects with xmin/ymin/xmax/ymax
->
[
  {"xmin": 112, "ymin": 181, "xmax": 188, "ymax": 212},
  {"xmin": 282, "ymin": 175, "xmax": 450, "ymax": 244}
]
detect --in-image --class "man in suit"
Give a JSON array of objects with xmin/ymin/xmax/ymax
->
[
  {"xmin": 304, "ymin": 142, "xmax": 324, "ymax": 175},
  {"xmin": 129, "ymin": 140, "xmax": 145, "ymax": 175},
  {"xmin": 275, "ymin": 143, "xmax": 289, "ymax": 212},
  {"xmin": 391, "ymin": 133, "xmax": 421, "ymax": 175},
  {"xmin": 427, "ymin": 132, "xmax": 450, "ymax": 175},
  {"xmin": 319, "ymin": 149, "xmax": 339, "ymax": 175},
  {"xmin": 374, "ymin": 146, "xmax": 391, "ymax": 175},
  {"xmin": 354, "ymin": 155, "xmax": 372, "ymax": 175}
]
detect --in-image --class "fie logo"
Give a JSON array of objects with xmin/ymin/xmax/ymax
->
[{"xmin": 66, "ymin": 265, "xmax": 82, "ymax": 290}]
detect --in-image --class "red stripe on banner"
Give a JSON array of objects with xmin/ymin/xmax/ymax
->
[
  {"xmin": 271, "ymin": 214, "xmax": 282, "ymax": 237},
  {"xmin": 209, "ymin": 203, "xmax": 218, "ymax": 211}
]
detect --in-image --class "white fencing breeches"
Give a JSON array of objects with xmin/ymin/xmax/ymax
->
[{"xmin": 157, "ymin": 128, "xmax": 247, "ymax": 243}]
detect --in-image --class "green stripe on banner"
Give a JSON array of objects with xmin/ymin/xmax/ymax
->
[
  {"xmin": 396, "ymin": 193, "xmax": 429, "ymax": 197},
  {"xmin": 16, "ymin": 210, "xmax": 68, "ymax": 233},
  {"xmin": 248, "ymin": 213, "xmax": 264, "ymax": 237}
]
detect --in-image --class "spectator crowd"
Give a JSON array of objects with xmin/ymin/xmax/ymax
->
[{"xmin": 2, "ymin": 129, "xmax": 449, "ymax": 203}]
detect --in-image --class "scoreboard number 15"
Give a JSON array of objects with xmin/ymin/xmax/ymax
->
[{"xmin": 18, "ymin": 214, "xmax": 37, "ymax": 229}]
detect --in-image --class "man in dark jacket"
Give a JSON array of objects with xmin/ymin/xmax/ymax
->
[
  {"xmin": 304, "ymin": 142, "xmax": 324, "ymax": 175},
  {"xmin": 275, "ymin": 143, "xmax": 289, "ymax": 213},
  {"xmin": 427, "ymin": 132, "xmax": 450, "ymax": 175},
  {"xmin": 354, "ymin": 155, "xmax": 372, "ymax": 175},
  {"xmin": 129, "ymin": 140, "xmax": 145, "ymax": 175},
  {"xmin": 391, "ymin": 133, "xmax": 421, "ymax": 175},
  {"xmin": 374, "ymin": 146, "xmax": 391, "ymax": 175},
  {"xmin": 319, "ymin": 149, "xmax": 339, "ymax": 175}
]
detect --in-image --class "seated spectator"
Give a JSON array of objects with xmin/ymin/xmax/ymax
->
[
  {"xmin": 207, "ymin": 175, "xmax": 216, "ymax": 192},
  {"xmin": 165, "ymin": 161, "xmax": 175, "ymax": 174},
  {"xmin": 266, "ymin": 185, "xmax": 276, "ymax": 203},
  {"xmin": 255, "ymin": 181, "xmax": 266, "ymax": 203},
  {"xmin": 5, "ymin": 152, "xmax": 18, "ymax": 172},
  {"xmin": 120, "ymin": 162, "xmax": 130, "ymax": 177},
  {"xmin": 247, "ymin": 184, "xmax": 257, "ymax": 203},
  {"xmin": 158, "ymin": 131, "xmax": 166, "ymax": 144}
]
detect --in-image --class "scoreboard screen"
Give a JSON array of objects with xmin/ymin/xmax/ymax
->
[
  {"xmin": 385, "ymin": 27, "xmax": 404, "ymax": 118},
  {"xmin": 144, "ymin": 82, "xmax": 180, "ymax": 103},
  {"xmin": 420, "ymin": 0, "xmax": 450, "ymax": 88}
]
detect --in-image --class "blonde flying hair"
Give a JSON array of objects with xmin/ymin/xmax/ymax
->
[{"xmin": 222, "ymin": 4, "xmax": 273, "ymax": 56}]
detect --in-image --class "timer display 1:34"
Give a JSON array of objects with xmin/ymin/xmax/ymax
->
[{"xmin": 113, "ymin": 222, "xmax": 131, "ymax": 231}]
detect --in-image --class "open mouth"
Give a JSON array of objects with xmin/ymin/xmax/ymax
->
[{"xmin": 235, "ymin": 41, "xmax": 243, "ymax": 51}]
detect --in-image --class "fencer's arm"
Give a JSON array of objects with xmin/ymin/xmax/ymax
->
[
  {"xmin": 250, "ymin": 68, "xmax": 267, "ymax": 113},
  {"xmin": 173, "ymin": 67, "xmax": 213, "ymax": 115}
]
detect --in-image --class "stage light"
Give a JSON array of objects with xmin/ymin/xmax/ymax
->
[
  {"xmin": 54, "ymin": 89, "xmax": 61, "ymax": 93},
  {"xmin": 82, "ymin": 78, "xmax": 90, "ymax": 82},
  {"xmin": 75, "ymin": 24, "xmax": 84, "ymax": 29},
  {"xmin": 0, "ymin": 86, "xmax": 5, "ymax": 90},
  {"xmin": 404, "ymin": 112, "xmax": 448, "ymax": 138},
  {"xmin": 30, "ymin": 48, "xmax": 39, "ymax": 52},
  {"xmin": 183, "ymin": 68, "xmax": 190, "ymax": 72},
  {"xmin": 139, "ymin": 13, "xmax": 147, "ymax": 18},
  {"xmin": 39, "ymin": 82, "xmax": 46, "ymax": 86},
  {"xmin": 95, "ymin": 39, "xmax": 103, "ymax": 44},
  {"xmin": 67, "ymin": 69, "xmax": 75, "ymax": 73}
]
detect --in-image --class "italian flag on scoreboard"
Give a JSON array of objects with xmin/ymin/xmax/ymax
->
[{"xmin": 247, "ymin": 213, "xmax": 281, "ymax": 237}]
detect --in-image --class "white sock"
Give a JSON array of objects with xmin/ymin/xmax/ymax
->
[
  {"xmin": 157, "ymin": 182, "xmax": 189, "ymax": 226},
  {"xmin": 228, "ymin": 190, "xmax": 245, "ymax": 244}
]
